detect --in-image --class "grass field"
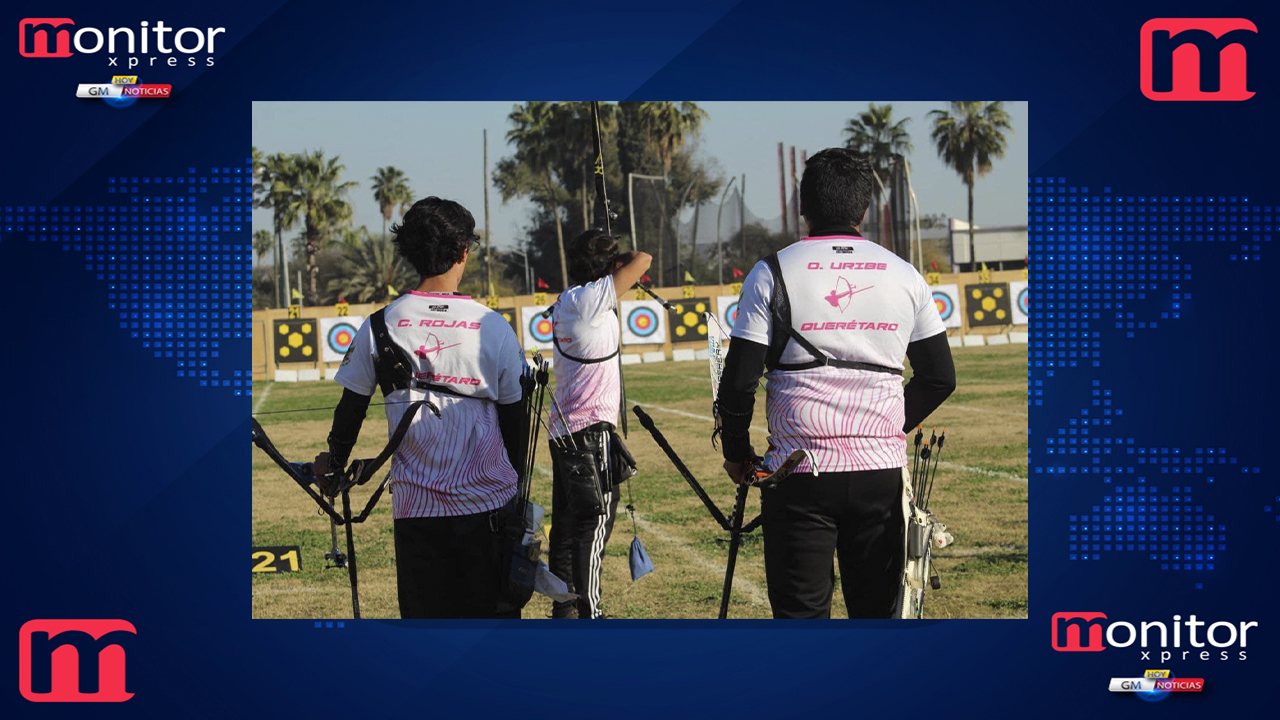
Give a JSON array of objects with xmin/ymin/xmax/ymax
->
[{"xmin": 251, "ymin": 344, "xmax": 1027, "ymax": 619}]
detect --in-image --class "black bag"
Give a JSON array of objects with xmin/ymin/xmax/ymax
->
[
  {"xmin": 609, "ymin": 429, "xmax": 637, "ymax": 483},
  {"xmin": 492, "ymin": 501, "xmax": 538, "ymax": 615},
  {"xmin": 552, "ymin": 443, "xmax": 606, "ymax": 516}
]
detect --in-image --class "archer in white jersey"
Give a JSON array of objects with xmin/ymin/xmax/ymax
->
[
  {"xmin": 730, "ymin": 234, "xmax": 946, "ymax": 472},
  {"xmin": 546, "ymin": 229, "xmax": 651, "ymax": 619},
  {"xmin": 551, "ymin": 274, "xmax": 621, "ymax": 434},
  {"xmin": 335, "ymin": 291, "xmax": 525, "ymax": 518},
  {"xmin": 715, "ymin": 149, "xmax": 956, "ymax": 619},
  {"xmin": 316, "ymin": 197, "xmax": 528, "ymax": 619}
]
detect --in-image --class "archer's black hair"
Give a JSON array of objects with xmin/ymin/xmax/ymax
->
[
  {"xmin": 390, "ymin": 197, "xmax": 477, "ymax": 278},
  {"xmin": 567, "ymin": 229, "xmax": 620, "ymax": 285},
  {"xmin": 799, "ymin": 147, "xmax": 874, "ymax": 232}
]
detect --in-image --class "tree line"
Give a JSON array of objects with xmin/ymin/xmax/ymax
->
[{"xmin": 251, "ymin": 100, "xmax": 1012, "ymax": 310}]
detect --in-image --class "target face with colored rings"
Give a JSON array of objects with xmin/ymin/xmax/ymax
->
[
  {"xmin": 529, "ymin": 315, "xmax": 555, "ymax": 343},
  {"xmin": 326, "ymin": 322, "xmax": 358, "ymax": 354},
  {"xmin": 932, "ymin": 291, "xmax": 955, "ymax": 320},
  {"xmin": 1017, "ymin": 287, "xmax": 1029, "ymax": 315},
  {"xmin": 723, "ymin": 301, "xmax": 739, "ymax": 329},
  {"xmin": 627, "ymin": 306, "xmax": 660, "ymax": 338}
]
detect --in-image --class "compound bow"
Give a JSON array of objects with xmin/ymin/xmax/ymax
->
[{"xmin": 251, "ymin": 399, "xmax": 437, "ymax": 619}]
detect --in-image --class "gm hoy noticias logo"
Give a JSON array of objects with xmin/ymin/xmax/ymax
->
[
  {"xmin": 1140, "ymin": 18, "xmax": 1257, "ymax": 100},
  {"xmin": 18, "ymin": 620, "xmax": 137, "ymax": 702},
  {"xmin": 1052, "ymin": 612, "xmax": 1258, "ymax": 661}
]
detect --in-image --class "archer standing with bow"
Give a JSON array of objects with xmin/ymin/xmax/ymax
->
[
  {"xmin": 715, "ymin": 148, "xmax": 956, "ymax": 619},
  {"xmin": 316, "ymin": 197, "xmax": 529, "ymax": 619},
  {"xmin": 546, "ymin": 230, "xmax": 651, "ymax": 619}
]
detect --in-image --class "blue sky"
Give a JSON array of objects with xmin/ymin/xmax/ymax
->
[{"xmin": 252, "ymin": 100, "xmax": 1028, "ymax": 250}]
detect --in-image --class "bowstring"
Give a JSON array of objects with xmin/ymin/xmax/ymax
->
[{"xmin": 251, "ymin": 399, "xmax": 424, "ymax": 416}]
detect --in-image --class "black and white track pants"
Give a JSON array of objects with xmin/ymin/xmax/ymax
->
[{"xmin": 547, "ymin": 423, "xmax": 620, "ymax": 619}]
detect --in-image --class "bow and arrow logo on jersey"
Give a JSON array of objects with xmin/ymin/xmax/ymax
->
[
  {"xmin": 414, "ymin": 333, "xmax": 461, "ymax": 359},
  {"xmin": 824, "ymin": 277, "xmax": 873, "ymax": 313}
]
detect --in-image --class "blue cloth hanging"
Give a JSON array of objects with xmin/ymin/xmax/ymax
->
[{"xmin": 629, "ymin": 535, "xmax": 655, "ymax": 581}]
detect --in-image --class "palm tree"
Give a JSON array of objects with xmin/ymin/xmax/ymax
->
[
  {"xmin": 326, "ymin": 229, "xmax": 416, "ymax": 303},
  {"xmin": 504, "ymin": 101, "xmax": 570, "ymax": 288},
  {"xmin": 929, "ymin": 101, "xmax": 1013, "ymax": 270},
  {"xmin": 634, "ymin": 101, "xmax": 708, "ymax": 284},
  {"xmin": 370, "ymin": 166, "xmax": 414, "ymax": 240},
  {"xmin": 253, "ymin": 229, "xmax": 274, "ymax": 262},
  {"xmin": 286, "ymin": 150, "xmax": 356, "ymax": 304},
  {"xmin": 261, "ymin": 153, "xmax": 302, "ymax": 307},
  {"xmin": 251, "ymin": 148, "xmax": 276, "ymax": 301},
  {"xmin": 636, "ymin": 101, "xmax": 708, "ymax": 175},
  {"xmin": 844, "ymin": 103, "xmax": 913, "ymax": 225}
]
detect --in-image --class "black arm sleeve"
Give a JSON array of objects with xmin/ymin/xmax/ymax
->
[
  {"xmin": 327, "ymin": 388, "xmax": 373, "ymax": 470},
  {"xmin": 903, "ymin": 331, "xmax": 957, "ymax": 432},
  {"xmin": 496, "ymin": 400, "xmax": 527, "ymax": 477},
  {"xmin": 716, "ymin": 338, "xmax": 768, "ymax": 463}
]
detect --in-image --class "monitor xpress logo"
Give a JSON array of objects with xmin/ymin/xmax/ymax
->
[
  {"xmin": 1140, "ymin": 18, "xmax": 1257, "ymax": 101},
  {"xmin": 1052, "ymin": 612, "xmax": 1257, "ymax": 661},
  {"xmin": 19, "ymin": 18, "xmax": 223, "ymax": 68},
  {"xmin": 18, "ymin": 620, "xmax": 137, "ymax": 702}
]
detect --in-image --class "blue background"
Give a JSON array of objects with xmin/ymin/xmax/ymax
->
[{"xmin": 4, "ymin": 0, "xmax": 1276, "ymax": 716}]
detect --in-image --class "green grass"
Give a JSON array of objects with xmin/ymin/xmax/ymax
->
[{"xmin": 252, "ymin": 344, "xmax": 1027, "ymax": 619}]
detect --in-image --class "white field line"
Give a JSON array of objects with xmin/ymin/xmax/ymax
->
[
  {"xmin": 532, "ymin": 464, "xmax": 770, "ymax": 612},
  {"xmin": 625, "ymin": 369, "xmax": 707, "ymax": 383},
  {"xmin": 631, "ymin": 401, "xmax": 1028, "ymax": 483},
  {"xmin": 632, "ymin": 515, "xmax": 772, "ymax": 611},
  {"xmin": 252, "ymin": 382, "xmax": 274, "ymax": 414},
  {"xmin": 625, "ymin": 369, "xmax": 1027, "ymax": 418},
  {"xmin": 252, "ymin": 585, "xmax": 330, "ymax": 597},
  {"xmin": 936, "ymin": 461, "xmax": 1027, "ymax": 483},
  {"xmin": 946, "ymin": 403, "xmax": 1027, "ymax": 418},
  {"xmin": 933, "ymin": 545, "xmax": 1028, "ymax": 559}
]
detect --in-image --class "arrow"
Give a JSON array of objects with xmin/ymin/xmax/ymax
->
[
  {"xmin": 824, "ymin": 284, "xmax": 873, "ymax": 308},
  {"xmin": 414, "ymin": 333, "xmax": 461, "ymax": 359}
]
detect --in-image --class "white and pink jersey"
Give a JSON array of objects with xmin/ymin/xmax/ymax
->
[
  {"xmin": 732, "ymin": 235, "xmax": 946, "ymax": 473},
  {"xmin": 551, "ymin": 275, "xmax": 620, "ymax": 436},
  {"xmin": 334, "ymin": 291, "xmax": 526, "ymax": 518}
]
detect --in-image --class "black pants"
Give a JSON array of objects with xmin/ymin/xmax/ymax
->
[
  {"xmin": 760, "ymin": 467, "xmax": 904, "ymax": 619},
  {"xmin": 548, "ymin": 424, "xmax": 621, "ymax": 619},
  {"xmin": 394, "ymin": 513, "xmax": 519, "ymax": 619}
]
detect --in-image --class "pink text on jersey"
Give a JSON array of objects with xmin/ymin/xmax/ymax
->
[
  {"xmin": 397, "ymin": 319, "xmax": 482, "ymax": 330},
  {"xmin": 414, "ymin": 371, "xmax": 482, "ymax": 386},
  {"xmin": 800, "ymin": 321, "xmax": 900, "ymax": 332},
  {"xmin": 806, "ymin": 262, "xmax": 888, "ymax": 271}
]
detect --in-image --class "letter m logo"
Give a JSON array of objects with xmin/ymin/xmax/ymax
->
[
  {"xmin": 19, "ymin": 18, "xmax": 75, "ymax": 57},
  {"xmin": 1141, "ymin": 18, "xmax": 1257, "ymax": 101},
  {"xmin": 18, "ymin": 619, "xmax": 137, "ymax": 702},
  {"xmin": 1051, "ymin": 611, "xmax": 1108, "ymax": 652}
]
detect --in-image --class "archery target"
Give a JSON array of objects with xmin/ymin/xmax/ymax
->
[
  {"xmin": 320, "ymin": 316, "xmax": 363, "ymax": 363},
  {"xmin": 274, "ymin": 319, "xmax": 318, "ymax": 363},
  {"xmin": 519, "ymin": 306, "xmax": 555, "ymax": 351},
  {"xmin": 1009, "ymin": 280, "xmax": 1029, "ymax": 325},
  {"xmin": 716, "ymin": 294, "xmax": 740, "ymax": 334},
  {"xmin": 496, "ymin": 307, "xmax": 518, "ymax": 337},
  {"xmin": 628, "ymin": 307, "xmax": 659, "ymax": 338},
  {"xmin": 931, "ymin": 284, "xmax": 961, "ymax": 328},
  {"xmin": 965, "ymin": 283, "xmax": 1012, "ymax": 327},
  {"xmin": 671, "ymin": 297, "xmax": 710, "ymax": 342},
  {"xmin": 620, "ymin": 300, "xmax": 667, "ymax": 345}
]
